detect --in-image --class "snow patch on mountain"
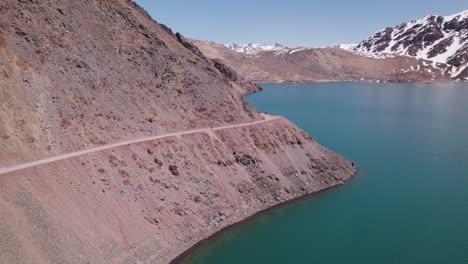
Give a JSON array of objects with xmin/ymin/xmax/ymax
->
[
  {"xmin": 224, "ymin": 43, "xmax": 308, "ymax": 56},
  {"xmin": 331, "ymin": 44, "xmax": 357, "ymax": 51},
  {"xmin": 338, "ymin": 10, "xmax": 468, "ymax": 78}
]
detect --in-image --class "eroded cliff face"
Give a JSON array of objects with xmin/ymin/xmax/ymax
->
[
  {"xmin": 0, "ymin": 1, "xmax": 355, "ymax": 263},
  {"xmin": 0, "ymin": 118, "xmax": 354, "ymax": 264}
]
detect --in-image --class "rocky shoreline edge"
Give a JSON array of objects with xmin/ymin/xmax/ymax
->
[{"xmin": 170, "ymin": 159, "xmax": 357, "ymax": 264}]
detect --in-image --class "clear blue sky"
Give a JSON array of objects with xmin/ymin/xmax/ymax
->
[{"xmin": 134, "ymin": 0, "xmax": 467, "ymax": 47}]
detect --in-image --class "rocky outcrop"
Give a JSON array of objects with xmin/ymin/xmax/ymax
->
[
  {"xmin": 0, "ymin": 0, "xmax": 354, "ymax": 263},
  {"xmin": 212, "ymin": 58, "xmax": 239, "ymax": 82},
  {"xmin": 175, "ymin": 32, "xmax": 208, "ymax": 61},
  {"xmin": 211, "ymin": 58, "xmax": 262, "ymax": 94}
]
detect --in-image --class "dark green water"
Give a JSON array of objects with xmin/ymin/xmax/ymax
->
[{"xmin": 182, "ymin": 82, "xmax": 468, "ymax": 264}]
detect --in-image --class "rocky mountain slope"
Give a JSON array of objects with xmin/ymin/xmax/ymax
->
[
  {"xmin": 352, "ymin": 10, "xmax": 468, "ymax": 79},
  {"xmin": 0, "ymin": 1, "xmax": 354, "ymax": 263},
  {"xmin": 0, "ymin": 0, "xmax": 262, "ymax": 168},
  {"xmin": 193, "ymin": 10, "xmax": 467, "ymax": 83},
  {"xmin": 193, "ymin": 40, "xmax": 448, "ymax": 83}
]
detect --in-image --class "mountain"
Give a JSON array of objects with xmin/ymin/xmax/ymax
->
[
  {"xmin": 224, "ymin": 43, "xmax": 307, "ymax": 56},
  {"xmin": 332, "ymin": 43, "xmax": 358, "ymax": 51},
  {"xmin": 194, "ymin": 10, "xmax": 467, "ymax": 83},
  {"xmin": 0, "ymin": 1, "xmax": 354, "ymax": 263},
  {"xmin": 193, "ymin": 40, "xmax": 448, "ymax": 83},
  {"xmin": 351, "ymin": 10, "xmax": 468, "ymax": 78},
  {"xmin": 0, "ymin": 1, "xmax": 261, "ymax": 168}
]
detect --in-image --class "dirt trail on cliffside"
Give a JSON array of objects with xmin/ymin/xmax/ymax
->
[
  {"xmin": 0, "ymin": 1, "xmax": 355, "ymax": 263},
  {"xmin": 0, "ymin": 114, "xmax": 280, "ymax": 175}
]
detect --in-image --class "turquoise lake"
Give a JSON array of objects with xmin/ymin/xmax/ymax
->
[{"xmin": 181, "ymin": 82, "xmax": 468, "ymax": 264}]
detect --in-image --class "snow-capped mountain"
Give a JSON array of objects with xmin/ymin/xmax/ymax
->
[
  {"xmin": 347, "ymin": 10, "xmax": 468, "ymax": 78},
  {"xmin": 195, "ymin": 11, "xmax": 468, "ymax": 82},
  {"xmin": 330, "ymin": 44, "xmax": 357, "ymax": 51},
  {"xmin": 224, "ymin": 43, "xmax": 307, "ymax": 56}
]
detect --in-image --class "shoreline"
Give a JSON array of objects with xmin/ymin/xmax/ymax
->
[
  {"xmin": 170, "ymin": 166, "xmax": 359, "ymax": 264},
  {"xmin": 254, "ymin": 79, "xmax": 464, "ymax": 85}
]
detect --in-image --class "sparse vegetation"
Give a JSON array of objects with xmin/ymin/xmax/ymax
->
[
  {"xmin": 154, "ymin": 158, "xmax": 163, "ymax": 167},
  {"xmin": 0, "ymin": 34, "xmax": 5, "ymax": 47},
  {"xmin": 61, "ymin": 118, "xmax": 71, "ymax": 129},
  {"xmin": 119, "ymin": 169, "xmax": 129, "ymax": 178},
  {"xmin": 168, "ymin": 165, "xmax": 179, "ymax": 176}
]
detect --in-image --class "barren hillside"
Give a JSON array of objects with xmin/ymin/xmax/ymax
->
[
  {"xmin": 0, "ymin": 0, "xmax": 260, "ymax": 167},
  {"xmin": 0, "ymin": 1, "xmax": 354, "ymax": 263},
  {"xmin": 193, "ymin": 40, "xmax": 449, "ymax": 83}
]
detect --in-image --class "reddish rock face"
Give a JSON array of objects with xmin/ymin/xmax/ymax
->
[
  {"xmin": 0, "ymin": 0, "xmax": 263, "ymax": 168},
  {"xmin": 0, "ymin": 118, "xmax": 355, "ymax": 264},
  {"xmin": 0, "ymin": 1, "xmax": 354, "ymax": 263}
]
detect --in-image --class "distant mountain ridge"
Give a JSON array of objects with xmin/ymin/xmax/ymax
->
[
  {"xmin": 347, "ymin": 10, "xmax": 468, "ymax": 78},
  {"xmin": 193, "ymin": 38, "xmax": 449, "ymax": 83},
  {"xmin": 224, "ymin": 43, "xmax": 307, "ymax": 56},
  {"xmin": 194, "ymin": 10, "xmax": 467, "ymax": 82}
]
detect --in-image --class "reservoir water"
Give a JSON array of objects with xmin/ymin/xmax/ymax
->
[{"xmin": 181, "ymin": 82, "xmax": 468, "ymax": 264}]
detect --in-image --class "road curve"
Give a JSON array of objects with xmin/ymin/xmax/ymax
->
[{"xmin": 0, "ymin": 114, "xmax": 282, "ymax": 175}]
